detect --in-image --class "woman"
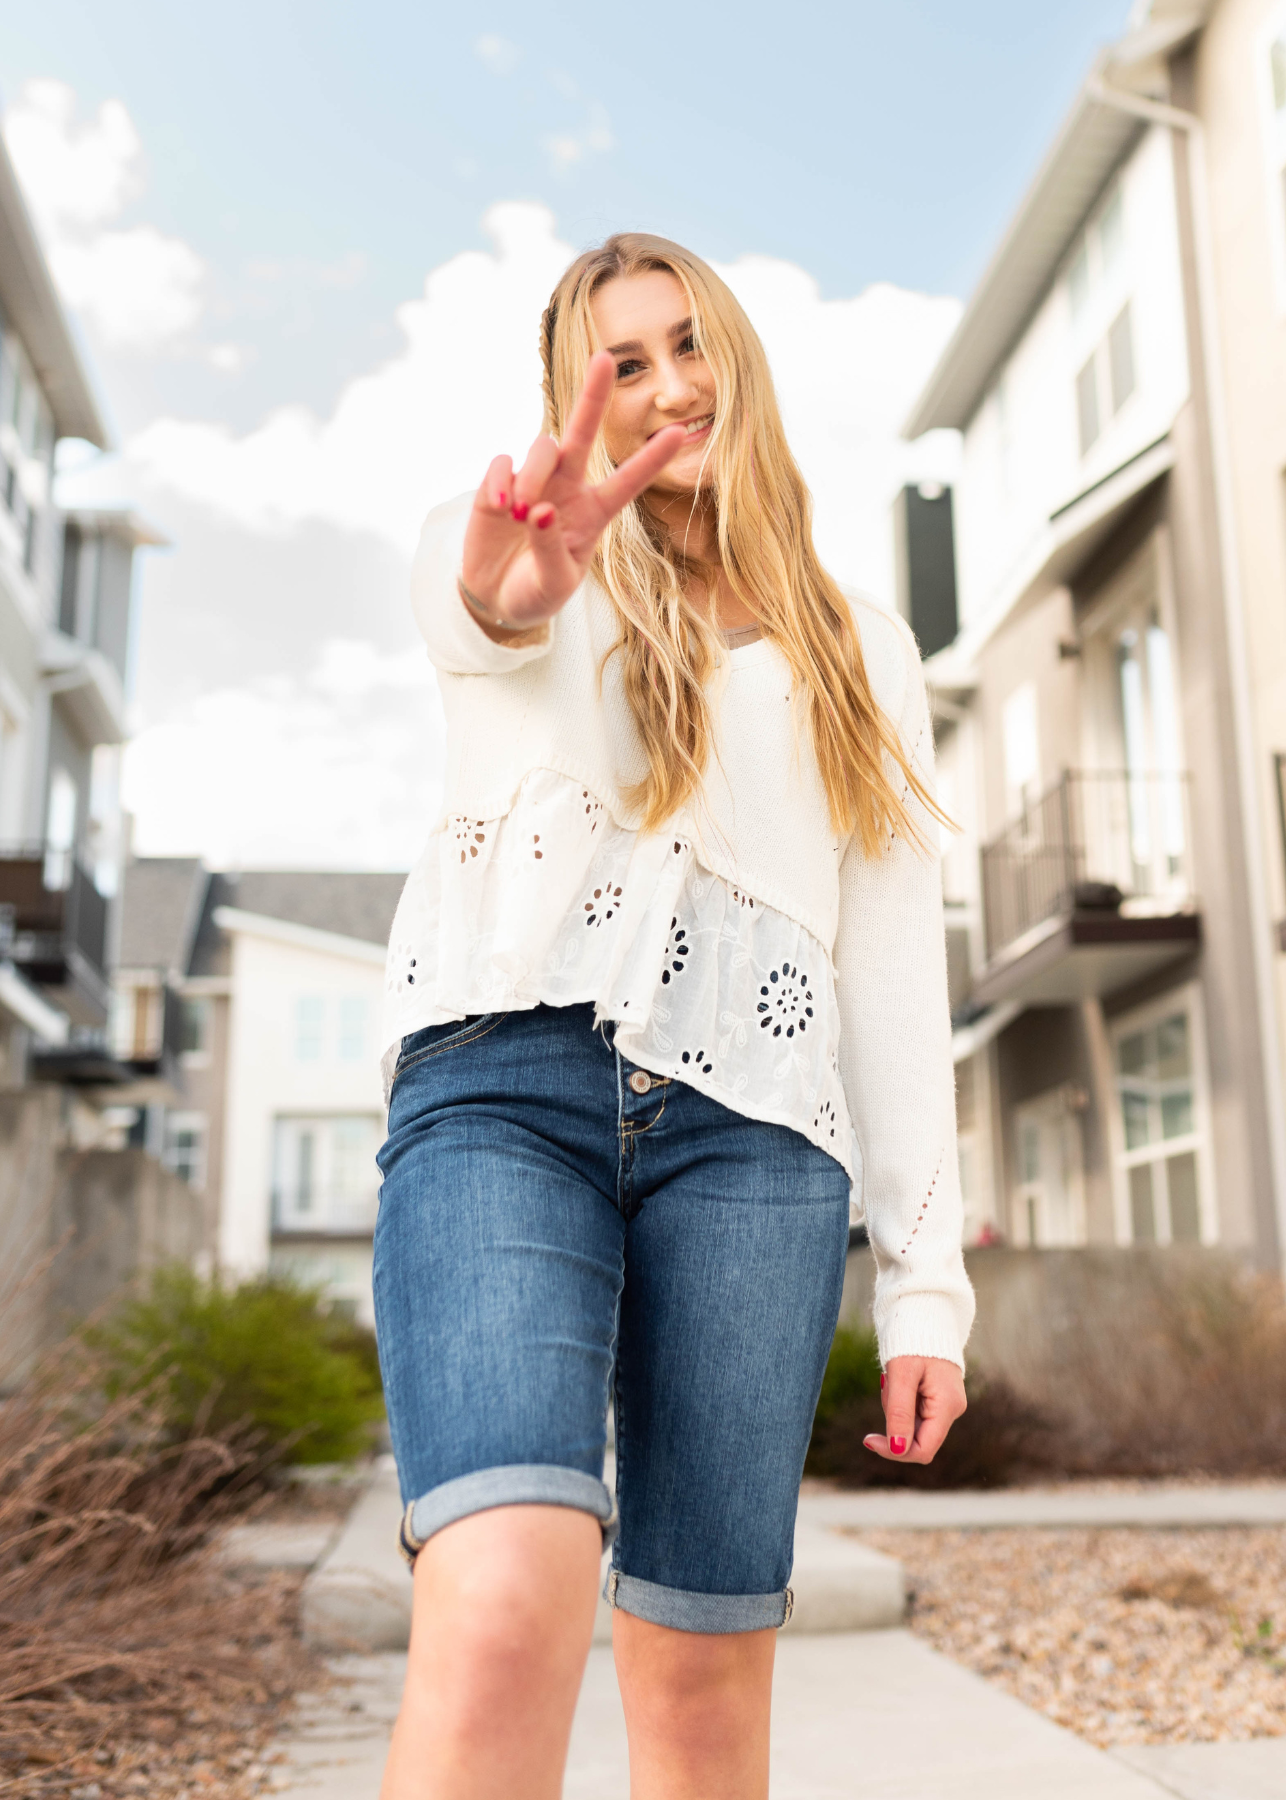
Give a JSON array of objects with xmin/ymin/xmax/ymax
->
[{"xmin": 374, "ymin": 233, "xmax": 973, "ymax": 1799}]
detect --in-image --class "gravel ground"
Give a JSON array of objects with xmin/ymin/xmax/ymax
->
[{"xmin": 858, "ymin": 1525, "xmax": 1286, "ymax": 1748}]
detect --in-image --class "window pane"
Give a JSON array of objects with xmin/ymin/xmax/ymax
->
[
  {"xmin": 1099, "ymin": 188, "xmax": 1125, "ymax": 273},
  {"xmin": 1118, "ymin": 1030, "xmax": 1149, "ymax": 1076},
  {"xmin": 1167, "ymin": 1151, "xmax": 1200, "ymax": 1242},
  {"xmin": 338, "ymin": 996, "xmax": 368, "ymax": 1062},
  {"xmin": 1161, "ymin": 1089, "xmax": 1194, "ymax": 1140},
  {"xmin": 179, "ymin": 997, "xmax": 211, "ymax": 1055},
  {"xmin": 1130, "ymin": 1163, "xmax": 1156, "ymax": 1242},
  {"xmin": 1122, "ymin": 1089, "xmax": 1151, "ymax": 1149},
  {"xmin": 295, "ymin": 997, "xmax": 324, "ymax": 1061},
  {"xmin": 1020, "ymin": 1119, "xmax": 1040, "ymax": 1182},
  {"xmin": 297, "ymin": 1132, "xmax": 315, "ymax": 1210},
  {"xmin": 1156, "ymin": 1012, "xmax": 1190, "ymax": 1078},
  {"xmin": 1273, "ymin": 37, "xmax": 1286, "ymax": 112},
  {"xmin": 1108, "ymin": 304, "xmax": 1135, "ymax": 413},
  {"xmin": 1076, "ymin": 356, "xmax": 1100, "ymax": 455}
]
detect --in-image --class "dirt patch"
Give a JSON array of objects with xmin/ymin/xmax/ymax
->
[{"xmin": 859, "ymin": 1525, "xmax": 1286, "ymax": 1747}]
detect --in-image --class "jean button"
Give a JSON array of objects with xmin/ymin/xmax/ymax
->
[{"xmin": 628, "ymin": 1070, "xmax": 652, "ymax": 1095}]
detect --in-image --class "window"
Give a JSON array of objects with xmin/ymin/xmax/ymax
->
[
  {"xmin": 1107, "ymin": 304, "xmax": 1135, "ymax": 413},
  {"xmin": 273, "ymin": 1114, "xmax": 382, "ymax": 1234},
  {"xmin": 163, "ymin": 1112, "xmax": 207, "ymax": 1190},
  {"xmin": 1002, "ymin": 682, "xmax": 1041, "ymax": 817},
  {"xmin": 1111, "ymin": 995, "xmax": 1212, "ymax": 1244},
  {"xmin": 178, "ymin": 996, "xmax": 212, "ymax": 1062},
  {"xmin": 43, "ymin": 768, "xmax": 77, "ymax": 891},
  {"xmin": 295, "ymin": 996, "xmax": 325, "ymax": 1061},
  {"xmin": 338, "ymin": 996, "xmax": 368, "ymax": 1062},
  {"xmin": 1076, "ymin": 357, "xmax": 1101, "ymax": 455},
  {"xmin": 1099, "ymin": 187, "xmax": 1125, "ymax": 275},
  {"xmin": 1012, "ymin": 1088, "xmax": 1086, "ymax": 1247}
]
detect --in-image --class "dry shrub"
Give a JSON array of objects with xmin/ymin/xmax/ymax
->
[
  {"xmin": 0, "ymin": 1337, "xmax": 325, "ymax": 1796},
  {"xmin": 1000, "ymin": 1252, "xmax": 1286, "ymax": 1478}
]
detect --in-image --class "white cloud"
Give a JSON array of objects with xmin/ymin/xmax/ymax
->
[
  {"xmin": 3, "ymin": 78, "xmax": 214, "ymax": 357},
  {"xmin": 122, "ymin": 640, "xmax": 444, "ymax": 869},
  {"xmin": 117, "ymin": 200, "xmax": 959, "ymax": 599},
  {"xmin": 475, "ymin": 33, "xmax": 522, "ymax": 75}
]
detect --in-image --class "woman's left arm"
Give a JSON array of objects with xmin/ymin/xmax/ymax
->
[{"xmin": 832, "ymin": 611, "xmax": 974, "ymax": 1462}]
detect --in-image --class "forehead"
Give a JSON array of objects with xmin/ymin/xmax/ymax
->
[{"xmin": 590, "ymin": 269, "xmax": 689, "ymax": 345}]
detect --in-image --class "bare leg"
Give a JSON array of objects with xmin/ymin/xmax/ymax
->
[
  {"xmin": 612, "ymin": 1609, "xmax": 776, "ymax": 1799},
  {"xmin": 379, "ymin": 1505, "xmax": 602, "ymax": 1800}
]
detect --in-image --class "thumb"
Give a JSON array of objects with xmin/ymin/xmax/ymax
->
[{"xmin": 863, "ymin": 1358, "xmax": 920, "ymax": 1461}]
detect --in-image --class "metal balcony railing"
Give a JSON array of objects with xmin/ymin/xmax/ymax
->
[
  {"xmin": 0, "ymin": 847, "xmax": 109, "ymax": 981},
  {"xmin": 980, "ymin": 770, "xmax": 1194, "ymax": 964}
]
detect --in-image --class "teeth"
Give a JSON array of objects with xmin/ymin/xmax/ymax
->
[{"xmin": 685, "ymin": 416, "xmax": 712, "ymax": 435}]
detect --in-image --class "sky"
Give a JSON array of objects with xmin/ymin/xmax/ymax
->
[{"xmin": 0, "ymin": 0, "xmax": 1134, "ymax": 870}]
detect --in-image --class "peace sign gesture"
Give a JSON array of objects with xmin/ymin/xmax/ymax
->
[{"xmin": 460, "ymin": 351, "xmax": 686, "ymax": 633}]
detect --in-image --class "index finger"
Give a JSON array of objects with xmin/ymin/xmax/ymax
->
[
  {"xmin": 557, "ymin": 350, "xmax": 616, "ymax": 483},
  {"xmin": 593, "ymin": 424, "xmax": 687, "ymax": 518}
]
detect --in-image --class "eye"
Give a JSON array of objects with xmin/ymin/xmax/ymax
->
[
  {"xmin": 615, "ymin": 357, "xmax": 645, "ymax": 379},
  {"xmin": 677, "ymin": 333, "xmax": 697, "ymax": 357}
]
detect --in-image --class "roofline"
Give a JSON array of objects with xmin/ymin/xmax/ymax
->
[
  {"xmin": 903, "ymin": 8, "xmax": 1213, "ymax": 441},
  {"xmin": 66, "ymin": 508, "xmax": 171, "ymax": 549},
  {"xmin": 0, "ymin": 131, "xmax": 109, "ymax": 448},
  {"xmin": 212, "ymin": 905, "xmax": 388, "ymax": 966}
]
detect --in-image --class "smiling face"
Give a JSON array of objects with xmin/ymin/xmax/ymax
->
[{"xmin": 590, "ymin": 269, "xmax": 717, "ymax": 500}]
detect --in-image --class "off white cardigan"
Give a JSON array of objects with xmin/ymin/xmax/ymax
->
[{"xmin": 403, "ymin": 494, "xmax": 975, "ymax": 1369}]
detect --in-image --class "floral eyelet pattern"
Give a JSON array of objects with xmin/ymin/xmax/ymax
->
[
  {"xmin": 680, "ymin": 1047, "xmax": 714, "ymax": 1075},
  {"xmin": 756, "ymin": 962, "xmax": 814, "ymax": 1038},
  {"xmin": 452, "ymin": 817, "xmax": 487, "ymax": 863},
  {"xmin": 660, "ymin": 916, "xmax": 690, "ymax": 984},
  {"xmin": 813, "ymin": 1097, "xmax": 837, "ymax": 1140},
  {"xmin": 584, "ymin": 884, "xmax": 624, "ymax": 927}
]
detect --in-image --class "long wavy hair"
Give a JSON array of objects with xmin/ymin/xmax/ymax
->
[{"xmin": 539, "ymin": 232, "xmax": 941, "ymax": 857}]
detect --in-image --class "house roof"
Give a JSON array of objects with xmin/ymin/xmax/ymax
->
[
  {"xmin": 903, "ymin": 4, "xmax": 1215, "ymax": 439},
  {"xmin": 0, "ymin": 132, "xmax": 107, "ymax": 447},
  {"xmin": 189, "ymin": 869, "xmax": 404, "ymax": 978},
  {"xmin": 116, "ymin": 858, "xmax": 209, "ymax": 977}
]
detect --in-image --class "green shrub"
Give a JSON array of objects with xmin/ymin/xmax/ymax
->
[
  {"xmin": 94, "ymin": 1268, "xmax": 384, "ymax": 1464},
  {"xmin": 813, "ymin": 1323, "xmax": 883, "ymax": 1428}
]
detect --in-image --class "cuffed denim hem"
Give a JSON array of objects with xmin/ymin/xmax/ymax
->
[
  {"xmin": 398, "ymin": 1464, "xmax": 616, "ymax": 1569},
  {"xmin": 604, "ymin": 1567, "xmax": 795, "ymax": 1633}
]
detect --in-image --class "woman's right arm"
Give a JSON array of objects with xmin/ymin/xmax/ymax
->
[{"xmin": 410, "ymin": 494, "xmax": 555, "ymax": 676}]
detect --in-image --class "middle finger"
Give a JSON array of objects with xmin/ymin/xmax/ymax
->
[
  {"xmin": 556, "ymin": 351, "xmax": 615, "ymax": 483},
  {"xmin": 512, "ymin": 434, "xmax": 562, "ymax": 515}
]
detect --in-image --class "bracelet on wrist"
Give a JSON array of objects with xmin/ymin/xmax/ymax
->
[{"xmin": 457, "ymin": 575, "xmax": 529, "ymax": 635}]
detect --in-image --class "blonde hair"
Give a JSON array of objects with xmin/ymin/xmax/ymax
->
[{"xmin": 539, "ymin": 232, "xmax": 941, "ymax": 857}]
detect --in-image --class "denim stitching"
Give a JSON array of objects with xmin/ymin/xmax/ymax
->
[{"xmin": 390, "ymin": 1012, "xmax": 509, "ymax": 1089}]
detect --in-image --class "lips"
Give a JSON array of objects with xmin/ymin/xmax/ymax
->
[{"xmin": 650, "ymin": 413, "xmax": 713, "ymax": 441}]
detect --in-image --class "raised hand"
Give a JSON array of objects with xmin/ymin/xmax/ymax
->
[{"xmin": 460, "ymin": 351, "xmax": 686, "ymax": 632}]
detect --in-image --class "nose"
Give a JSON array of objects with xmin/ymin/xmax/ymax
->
[{"xmin": 653, "ymin": 359, "xmax": 700, "ymax": 415}]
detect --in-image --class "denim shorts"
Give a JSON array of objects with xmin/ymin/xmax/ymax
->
[{"xmin": 373, "ymin": 1002, "xmax": 850, "ymax": 1634}]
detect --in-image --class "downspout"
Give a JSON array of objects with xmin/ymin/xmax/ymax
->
[{"xmin": 1086, "ymin": 72, "xmax": 1286, "ymax": 1271}]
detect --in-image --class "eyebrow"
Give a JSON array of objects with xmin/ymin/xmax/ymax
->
[{"xmin": 604, "ymin": 316, "xmax": 693, "ymax": 357}]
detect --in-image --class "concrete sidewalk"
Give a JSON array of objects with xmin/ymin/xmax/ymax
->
[
  {"xmin": 271, "ymin": 1632, "xmax": 1286, "ymax": 1798},
  {"xmin": 797, "ymin": 1480, "xmax": 1286, "ymax": 1533}
]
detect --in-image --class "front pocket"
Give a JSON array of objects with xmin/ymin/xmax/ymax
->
[{"xmin": 391, "ymin": 1012, "xmax": 507, "ymax": 1084}]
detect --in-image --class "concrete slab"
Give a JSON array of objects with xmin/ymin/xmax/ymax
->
[
  {"xmin": 797, "ymin": 1481, "xmax": 1286, "ymax": 1533},
  {"xmin": 1112, "ymin": 1737, "xmax": 1286, "ymax": 1799},
  {"xmin": 276, "ymin": 1633, "xmax": 1182, "ymax": 1798},
  {"xmin": 217, "ymin": 1521, "xmax": 340, "ymax": 1570}
]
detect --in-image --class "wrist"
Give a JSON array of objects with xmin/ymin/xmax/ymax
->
[{"xmin": 457, "ymin": 574, "xmax": 529, "ymax": 635}]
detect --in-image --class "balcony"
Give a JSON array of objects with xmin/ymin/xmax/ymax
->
[
  {"xmin": 272, "ymin": 1186, "xmax": 380, "ymax": 1240},
  {"xmin": 0, "ymin": 848, "xmax": 111, "ymax": 1027},
  {"xmin": 973, "ymin": 771, "xmax": 1201, "ymax": 1009}
]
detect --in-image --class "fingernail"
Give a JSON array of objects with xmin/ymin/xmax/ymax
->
[
  {"xmin": 497, "ymin": 491, "xmax": 507, "ymax": 506},
  {"xmin": 536, "ymin": 511, "xmax": 552, "ymax": 530},
  {"xmin": 511, "ymin": 500, "xmax": 529, "ymax": 522},
  {"xmin": 890, "ymin": 1435, "xmax": 908, "ymax": 1456},
  {"xmin": 880, "ymin": 1374, "xmax": 885, "ymax": 1390}
]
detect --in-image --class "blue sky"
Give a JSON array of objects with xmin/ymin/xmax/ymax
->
[
  {"xmin": 1, "ymin": 1, "xmax": 1132, "ymax": 434},
  {"xmin": 0, "ymin": 2, "xmax": 1136, "ymax": 866}
]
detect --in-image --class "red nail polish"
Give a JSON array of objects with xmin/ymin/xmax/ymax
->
[
  {"xmin": 497, "ymin": 491, "xmax": 507, "ymax": 506},
  {"xmin": 890, "ymin": 1435, "xmax": 908, "ymax": 1456},
  {"xmin": 880, "ymin": 1374, "xmax": 885, "ymax": 1390},
  {"xmin": 536, "ymin": 512, "xmax": 552, "ymax": 530},
  {"xmin": 511, "ymin": 500, "xmax": 529, "ymax": 522}
]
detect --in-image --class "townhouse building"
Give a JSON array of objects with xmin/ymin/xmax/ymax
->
[
  {"xmin": 899, "ymin": 0, "xmax": 1286, "ymax": 1274},
  {"xmin": 114, "ymin": 861, "xmax": 403, "ymax": 1321}
]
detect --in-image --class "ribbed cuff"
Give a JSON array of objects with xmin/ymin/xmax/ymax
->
[{"xmin": 875, "ymin": 1291, "xmax": 971, "ymax": 1370}]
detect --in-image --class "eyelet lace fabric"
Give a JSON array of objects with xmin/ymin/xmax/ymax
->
[{"xmin": 383, "ymin": 767, "xmax": 854, "ymax": 1174}]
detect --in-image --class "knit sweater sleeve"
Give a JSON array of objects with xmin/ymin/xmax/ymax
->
[
  {"xmin": 833, "ymin": 615, "xmax": 975, "ymax": 1370},
  {"xmin": 411, "ymin": 492, "xmax": 556, "ymax": 676}
]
